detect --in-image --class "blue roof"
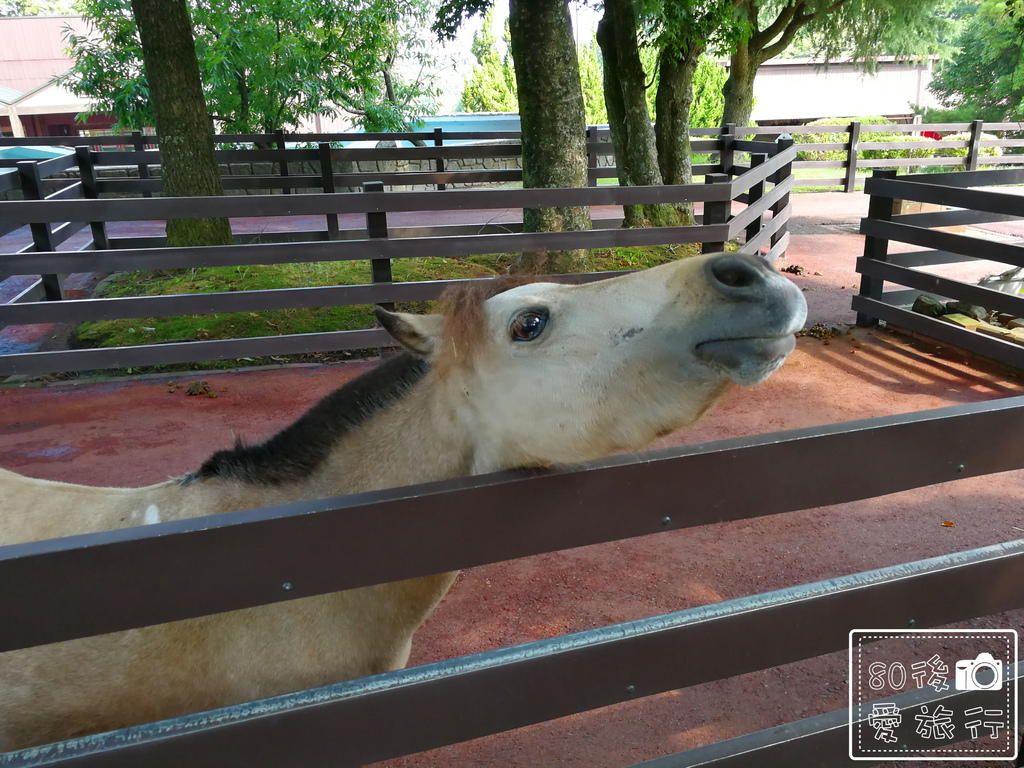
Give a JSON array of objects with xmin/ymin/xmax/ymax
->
[
  {"xmin": 0, "ymin": 145, "xmax": 73, "ymax": 160},
  {"xmin": 0, "ymin": 84, "xmax": 22, "ymax": 104},
  {"xmin": 412, "ymin": 114, "xmax": 522, "ymax": 134}
]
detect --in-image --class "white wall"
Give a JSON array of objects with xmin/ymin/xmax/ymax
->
[{"xmin": 749, "ymin": 57, "xmax": 942, "ymax": 123}]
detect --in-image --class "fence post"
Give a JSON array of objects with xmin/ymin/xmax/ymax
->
[
  {"xmin": 132, "ymin": 130, "xmax": 153, "ymax": 198},
  {"xmin": 965, "ymin": 119, "xmax": 984, "ymax": 171},
  {"xmin": 587, "ymin": 125, "xmax": 599, "ymax": 187},
  {"xmin": 275, "ymin": 128, "xmax": 290, "ymax": 194},
  {"xmin": 702, "ymin": 173, "xmax": 730, "ymax": 254},
  {"xmin": 16, "ymin": 160, "xmax": 63, "ymax": 301},
  {"xmin": 769, "ymin": 136, "xmax": 794, "ymax": 257},
  {"xmin": 75, "ymin": 146, "xmax": 109, "ymax": 251},
  {"xmin": 844, "ymin": 120, "xmax": 861, "ymax": 194},
  {"xmin": 318, "ymin": 142, "xmax": 340, "ymax": 241},
  {"xmin": 855, "ymin": 169, "xmax": 898, "ymax": 328},
  {"xmin": 745, "ymin": 153, "xmax": 767, "ymax": 253},
  {"xmin": 363, "ymin": 181, "xmax": 393, "ymax": 313},
  {"xmin": 433, "ymin": 127, "xmax": 446, "ymax": 191},
  {"xmin": 719, "ymin": 123, "xmax": 736, "ymax": 177}
]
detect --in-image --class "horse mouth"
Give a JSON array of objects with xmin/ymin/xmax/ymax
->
[{"xmin": 695, "ymin": 335, "xmax": 797, "ymax": 385}]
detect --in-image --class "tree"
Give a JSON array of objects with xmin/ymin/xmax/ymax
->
[
  {"xmin": 508, "ymin": 0, "xmax": 592, "ymax": 272},
  {"xmin": 597, "ymin": 0, "xmax": 678, "ymax": 227},
  {"xmin": 65, "ymin": 0, "xmax": 440, "ymax": 135},
  {"xmin": 929, "ymin": 0, "xmax": 1024, "ymax": 120},
  {"xmin": 371, "ymin": 0, "xmax": 445, "ymax": 131},
  {"xmin": 588, "ymin": 0, "xmax": 737, "ymax": 226},
  {"xmin": 579, "ymin": 39, "xmax": 607, "ymax": 124},
  {"xmin": 461, "ymin": 9, "xmax": 518, "ymax": 112},
  {"xmin": 438, "ymin": 0, "xmax": 592, "ymax": 274},
  {"xmin": 722, "ymin": 0, "xmax": 952, "ymax": 128},
  {"xmin": 465, "ymin": 26, "xmax": 724, "ymax": 130},
  {"xmin": 130, "ymin": 0, "xmax": 232, "ymax": 247},
  {"xmin": 643, "ymin": 0, "xmax": 741, "ymax": 226}
]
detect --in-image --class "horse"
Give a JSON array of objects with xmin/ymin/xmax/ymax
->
[{"xmin": 0, "ymin": 251, "xmax": 806, "ymax": 752}]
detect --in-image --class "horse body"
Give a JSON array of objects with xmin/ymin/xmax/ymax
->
[
  {"xmin": 0, "ymin": 363, "xmax": 472, "ymax": 748},
  {"xmin": 0, "ymin": 252, "xmax": 807, "ymax": 751}
]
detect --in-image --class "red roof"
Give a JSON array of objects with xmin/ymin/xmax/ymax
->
[{"xmin": 0, "ymin": 16, "xmax": 88, "ymax": 96}]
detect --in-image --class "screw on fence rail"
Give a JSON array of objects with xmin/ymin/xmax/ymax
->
[
  {"xmin": 844, "ymin": 120, "xmax": 862, "ymax": 194},
  {"xmin": 75, "ymin": 146, "xmax": 110, "ymax": 250},
  {"xmin": 966, "ymin": 119, "xmax": 984, "ymax": 172},
  {"xmin": 318, "ymin": 142, "xmax": 340, "ymax": 241},
  {"xmin": 769, "ymin": 136, "xmax": 795, "ymax": 256},
  {"xmin": 855, "ymin": 169, "xmax": 898, "ymax": 328},
  {"xmin": 702, "ymin": 173, "xmax": 730, "ymax": 254},
  {"xmin": 587, "ymin": 125, "xmax": 600, "ymax": 187},
  {"xmin": 16, "ymin": 159, "xmax": 64, "ymax": 301},
  {"xmin": 275, "ymin": 129, "xmax": 290, "ymax": 195},
  {"xmin": 363, "ymin": 181, "xmax": 393, "ymax": 313},
  {"xmin": 132, "ymin": 130, "xmax": 153, "ymax": 198},
  {"xmin": 433, "ymin": 128, "xmax": 446, "ymax": 191},
  {"xmin": 719, "ymin": 123, "xmax": 737, "ymax": 177},
  {"xmin": 745, "ymin": 153, "xmax": 767, "ymax": 252}
]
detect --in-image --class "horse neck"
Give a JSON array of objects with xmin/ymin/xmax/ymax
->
[
  {"xmin": 179, "ymin": 371, "xmax": 477, "ymax": 518},
  {"xmin": 312, "ymin": 373, "xmax": 476, "ymax": 495}
]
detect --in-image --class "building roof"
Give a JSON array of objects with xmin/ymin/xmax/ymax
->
[{"xmin": 0, "ymin": 15, "xmax": 88, "ymax": 96}]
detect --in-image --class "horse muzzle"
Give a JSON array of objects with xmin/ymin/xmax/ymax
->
[{"xmin": 694, "ymin": 253, "xmax": 807, "ymax": 385}]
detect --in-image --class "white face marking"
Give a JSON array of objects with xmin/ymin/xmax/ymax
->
[{"xmin": 143, "ymin": 505, "xmax": 161, "ymax": 525}]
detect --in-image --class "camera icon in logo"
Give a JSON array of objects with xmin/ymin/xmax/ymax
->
[{"xmin": 955, "ymin": 653, "xmax": 1003, "ymax": 691}]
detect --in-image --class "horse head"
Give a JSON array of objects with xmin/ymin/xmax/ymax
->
[{"xmin": 375, "ymin": 252, "xmax": 807, "ymax": 469}]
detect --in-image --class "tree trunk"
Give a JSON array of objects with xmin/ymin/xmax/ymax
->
[
  {"xmin": 654, "ymin": 43, "xmax": 703, "ymax": 226},
  {"xmin": 131, "ymin": 0, "xmax": 232, "ymax": 247},
  {"xmin": 508, "ymin": 0, "xmax": 592, "ymax": 274},
  {"xmin": 597, "ymin": 0, "xmax": 678, "ymax": 228},
  {"xmin": 721, "ymin": 38, "xmax": 757, "ymax": 130},
  {"xmin": 596, "ymin": 15, "xmax": 629, "ymax": 191}
]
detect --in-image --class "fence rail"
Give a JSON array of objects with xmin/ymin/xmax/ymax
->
[
  {"xmin": 0, "ymin": 138, "xmax": 796, "ymax": 376},
  {"xmin": 854, "ymin": 167, "xmax": 1024, "ymax": 370},
  {"xmin": 2, "ymin": 395, "xmax": 1023, "ymax": 767},
  {"xmin": 1, "ymin": 121, "xmax": 1019, "ymax": 200}
]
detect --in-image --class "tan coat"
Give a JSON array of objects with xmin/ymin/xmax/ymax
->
[{"xmin": 0, "ymin": 252, "xmax": 806, "ymax": 751}]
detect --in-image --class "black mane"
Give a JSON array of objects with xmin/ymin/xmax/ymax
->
[{"xmin": 183, "ymin": 353, "xmax": 429, "ymax": 486}]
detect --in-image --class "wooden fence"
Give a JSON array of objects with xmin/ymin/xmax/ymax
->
[
  {"xmin": 2, "ymin": 127, "xmax": 1023, "ymax": 768},
  {"xmin": 2, "ymin": 120, "xmax": 1021, "ymax": 196},
  {"xmin": 854, "ymin": 167, "xmax": 1024, "ymax": 370},
  {"xmin": 1, "ymin": 394, "xmax": 1022, "ymax": 766},
  {"xmin": 0, "ymin": 136, "xmax": 796, "ymax": 377},
  {"xmin": 732, "ymin": 119, "xmax": 1024, "ymax": 191}
]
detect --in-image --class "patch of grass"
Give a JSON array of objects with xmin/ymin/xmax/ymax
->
[
  {"xmin": 590, "ymin": 243, "xmax": 689, "ymax": 269},
  {"xmin": 70, "ymin": 243, "xmax": 698, "ymax": 373},
  {"xmin": 789, "ymin": 167, "xmax": 870, "ymax": 193}
]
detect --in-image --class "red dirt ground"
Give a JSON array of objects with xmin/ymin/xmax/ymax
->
[{"xmin": 1, "ymin": 193, "xmax": 1022, "ymax": 766}]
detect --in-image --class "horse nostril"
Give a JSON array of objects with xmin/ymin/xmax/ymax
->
[{"xmin": 707, "ymin": 255, "xmax": 765, "ymax": 297}]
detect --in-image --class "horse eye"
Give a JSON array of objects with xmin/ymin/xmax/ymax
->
[{"xmin": 510, "ymin": 311, "xmax": 547, "ymax": 342}]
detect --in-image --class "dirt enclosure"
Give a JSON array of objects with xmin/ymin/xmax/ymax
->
[{"xmin": 1, "ymin": 194, "xmax": 1023, "ymax": 766}]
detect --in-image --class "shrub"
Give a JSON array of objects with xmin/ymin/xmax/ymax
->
[
  {"xmin": 931, "ymin": 131, "xmax": 1003, "ymax": 160},
  {"xmin": 794, "ymin": 116, "xmax": 892, "ymax": 162},
  {"xmin": 793, "ymin": 116, "xmax": 946, "ymax": 165},
  {"xmin": 861, "ymin": 133, "xmax": 938, "ymax": 161}
]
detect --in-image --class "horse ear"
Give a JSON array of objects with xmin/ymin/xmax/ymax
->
[{"xmin": 374, "ymin": 306, "xmax": 444, "ymax": 358}]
